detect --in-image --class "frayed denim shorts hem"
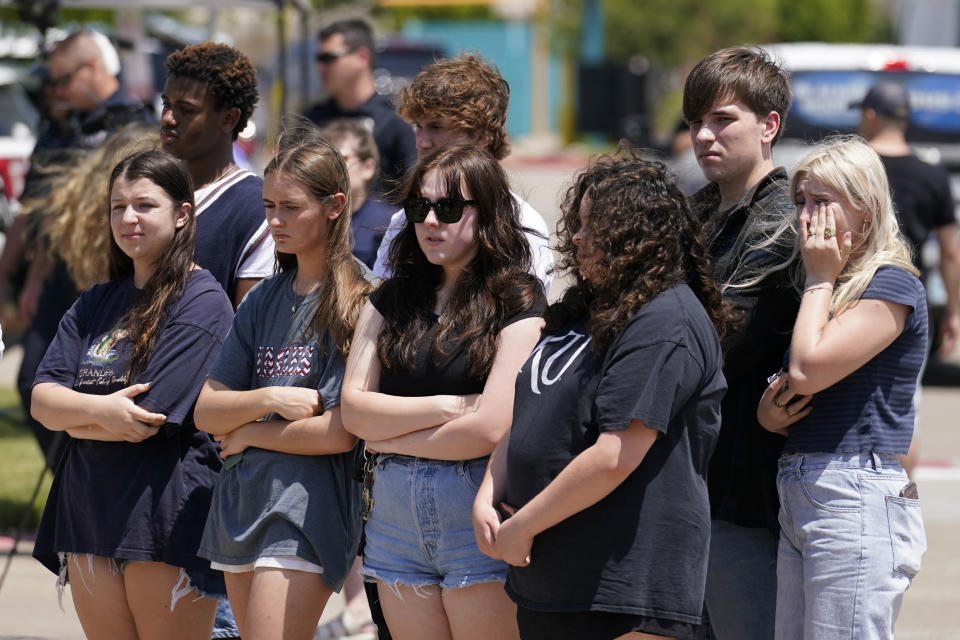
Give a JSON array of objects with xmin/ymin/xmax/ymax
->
[
  {"xmin": 360, "ymin": 566, "xmax": 507, "ymax": 592},
  {"xmin": 57, "ymin": 552, "xmax": 226, "ymax": 611}
]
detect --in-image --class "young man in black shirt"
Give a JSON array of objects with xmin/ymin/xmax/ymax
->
[
  {"xmin": 683, "ymin": 46, "xmax": 800, "ymax": 640},
  {"xmin": 305, "ymin": 19, "xmax": 416, "ymax": 196}
]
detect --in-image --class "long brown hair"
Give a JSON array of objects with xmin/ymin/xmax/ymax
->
[
  {"xmin": 379, "ymin": 143, "xmax": 542, "ymax": 379},
  {"xmin": 107, "ymin": 150, "xmax": 196, "ymax": 378},
  {"xmin": 547, "ymin": 153, "xmax": 733, "ymax": 351},
  {"xmin": 265, "ymin": 129, "xmax": 372, "ymax": 354}
]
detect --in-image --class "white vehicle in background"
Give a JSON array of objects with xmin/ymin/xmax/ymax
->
[
  {"xmin": 764, "ymin": 42, "xmax": 960, "ymax": 308},
  {"xmin": 765, "ymin": 42, "xmax": 960, "ymax": 181},
  {"xmin": 0, "ymin": 61, "xmax": 39, "ymax": 250}
]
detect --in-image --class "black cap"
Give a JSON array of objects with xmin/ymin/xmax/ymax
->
[{"xmin": 849, "ymin": 81, "xmax": 910, "ymax": 119}]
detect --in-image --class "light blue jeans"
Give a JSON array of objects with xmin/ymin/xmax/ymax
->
[{"xmin": 775, "ymin": 452, "xmax": 926, "ymax": 640}]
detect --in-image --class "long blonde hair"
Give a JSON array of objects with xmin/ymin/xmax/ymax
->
[
  {"xmin": 22, "ymin": 125, "xmax": 159, "ymax": 289},
  {"xmin": 790, "ymin": 135, "xmax": 917, "ymax": 314},
  {"xmin": 265, "ymin": 127, "xmax": 373, "ymax": 355}
]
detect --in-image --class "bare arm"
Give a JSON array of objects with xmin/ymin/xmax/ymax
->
[
  {"xmin": 31, "ymin": 381, "xmax": 166, "ymax": 442},
  {"xmin": 216, "ymin": 406, "xmax": 357, "ymax": 457},
  {"xmin": 193, "ymin": 378, "xmax": 320, "ymax": 436},
  {"xmin": 232, "ymin": 277, "xmax": 260, "ymax": 309},
  {"xmin": 788, "ymin": 202, "xmax": 909, "ymax": 395},
  {"xmin": 936, "ymin": 223, "xmax": 960, "ymax": 354},
  {"xmin": 492, "ymin": 418, "xmax": 659, "ymax": 566},
  {"xmin": 367, "ymin": 317, "xmax": 544, "ymax": 460},
  {"xmin": 473, "ymin": 428, "xmax": 512, "ymax": 558},
  {"xmin": 340, "ymin": 301, "xmax": 478, "ymax": 441}
]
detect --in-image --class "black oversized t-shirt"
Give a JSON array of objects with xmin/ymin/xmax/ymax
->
[
  {"xmin": 505, "ymin": 284, "xmax": 726, "ymax": 623},
  {"xmin": 32, "ymin": 270, "xmax": 234, "ymax": 574},
  {"xmin": 880, "ymin": 153, "xmax": 955, "ymax": 276},
  {"xmin": 369, "ymin": 280, "xmax": 546, "ymax": 397}
]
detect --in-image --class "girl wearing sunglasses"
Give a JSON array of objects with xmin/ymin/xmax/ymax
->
[
  {"xmin": 342, "ymin": 143, "xmax": 546, "ymax": 639},
  {"xmin": 193, "ymin": 131, "xmax": 372, "ymax": 640}
]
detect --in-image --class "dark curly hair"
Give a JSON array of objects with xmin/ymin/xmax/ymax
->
[
  {"xmin": 165, "ymin": 42, "xmax": 259, "ymax": 140},
  {"xmin": 546, "ymin": 153, "xmax": 734, "ymax": 352},
  {"xmin": 397, "ymin": 54, "xmax": 510, "ymax": 160},
  {"xmin": 378, "ymin": 143, "xmax": 542, "ymax": 379}
]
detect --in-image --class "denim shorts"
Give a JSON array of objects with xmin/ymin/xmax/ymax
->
[
  {"xmin": 775, "ymin": 452, "xmax": 926, "ymax": 640},
  {"xmin": 360, "ymin": 455, "xmax": 508, "ymax": 590}
]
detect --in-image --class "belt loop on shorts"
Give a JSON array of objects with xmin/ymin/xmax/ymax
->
[{"xmin": 871, "ymin": 451, "xmax": 882, "ymax": 471}]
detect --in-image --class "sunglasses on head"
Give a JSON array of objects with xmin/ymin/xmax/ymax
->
[
  {"xmin": 402, "ymin": 197, "xmax": 477, "ymax": 224},
  {"xmin": 315, "ymin": 49, "xmax": 351, "ymax": 64}
]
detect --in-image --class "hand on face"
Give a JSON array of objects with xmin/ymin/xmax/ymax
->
[{"xmin": 799, "ymin": 201, "xmax": 852, "ymax": 285}]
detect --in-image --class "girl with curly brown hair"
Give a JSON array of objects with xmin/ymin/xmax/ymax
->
[
  {"xmin": 473, "ymin": 155, "xmax": 732, "ymax": 640},
  {"xmin": 342, "ymin": 143, "xmax": 545, "ymax": 640}
]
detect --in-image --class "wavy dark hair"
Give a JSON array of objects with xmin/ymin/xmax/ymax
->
[
  {"xmin": 379, "ymin": 143, "xmax": 542, "ymax": 379},
  {"xmin": 107, "ymin": 150, "xmax": 196, "ymax": 379},
  {"xmin": 266, "ymin": 127, "xmax": 373, "ymax": 355},
  {"xmin": 546, "ymin": 153, "xmax": 733, "ymax": 352}
]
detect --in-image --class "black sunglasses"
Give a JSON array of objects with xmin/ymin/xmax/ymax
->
[
  {"xmin": 403, "ymin": 197, "xmax": 477, "ymax": 224},
  {"xmin": 315, "ymin": 49, "xmax": 351, "ymax": 64}
]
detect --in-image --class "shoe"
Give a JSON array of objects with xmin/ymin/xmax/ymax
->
[{"xmin": 314, "ymin": 608, "xmax": 377, "ymax": 640}]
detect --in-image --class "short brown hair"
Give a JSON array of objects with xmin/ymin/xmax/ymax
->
[
  {"xmin": 682, "ymin": 46, "xmax": 791, "ymax": 144},
  {"xmin": 318, "ymin": 118, "xmax": 380, "ymax": 172},
  {"xmin": 397, "ymin": 53, "xmax": 510, "ymax": 160}
]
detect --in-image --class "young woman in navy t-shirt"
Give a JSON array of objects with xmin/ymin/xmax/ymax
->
[
  {"xmin": 759, "ymin": 136, "xmax": 927, "ymax": 639},
  {"xmin": 31, "ymin": 150, "xmax": 234, "ymax": 639}
]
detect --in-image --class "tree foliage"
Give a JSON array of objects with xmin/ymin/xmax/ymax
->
[{"xmin": 548, "ymin": 0, "xmax": 893, "ymax": 66}]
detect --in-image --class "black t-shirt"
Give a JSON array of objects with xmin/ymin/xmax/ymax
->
[
  {"xmin": 880, "ymin": 154, "xmax": 955, "ymax": 275},
  {"xmin": 32, "ymin": 271, "xmax": 234, "ymax": 574},
  {"xmin": 504, "ymin": 284, "xmax": 726, "ymax": 622},
  {"xmin": 369, "ymin": 280, "xmax": 545, "ymax": 397}
]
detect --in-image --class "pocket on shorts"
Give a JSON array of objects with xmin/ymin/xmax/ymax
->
[
  {"xmin": 458, "ymin": 458, "xmax": 487, "ymax": 491},
  {"xmin": 798, "ymin": 468, "xmax": 862, "ymax": 512},
  {"xmin": 886, "ymin": 495, "xmax": 926, "ymax": 578}
]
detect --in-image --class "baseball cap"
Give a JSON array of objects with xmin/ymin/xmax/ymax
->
[{"xmin": 849, "ymin": 81, "xmax": 910, "ymax": 119}]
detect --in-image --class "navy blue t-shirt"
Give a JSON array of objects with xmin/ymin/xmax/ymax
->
[
  {"xmin": 351, "ymin": 198, "xmax": 396, "ymax": 269},
  {"xmin": 784, "ymin": 266, "xmax": 927, "ymax": 455},
  {"xmin": 32, "ymin": 270, "xmax": 233, "ymax": 574},
  {"xmin": 505, "ymin": 284, "xmax": 726, "ymax": 622}
]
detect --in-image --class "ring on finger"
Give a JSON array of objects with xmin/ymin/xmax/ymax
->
[{"xmin": 823, "ymin": 227, "xmax": 835, "ymax": 239}]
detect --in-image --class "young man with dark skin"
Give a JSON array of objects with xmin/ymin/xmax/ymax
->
[
  {"xmin": 854, "ymin": 80, "xmax": 960, "ymax": 477},
  {"xmin": 161, "ymin": 42, "xmax": 274, "ymax": 309},
  {"xmin": 306, "ymin": 19, "xmax": 416, "ymax": 196},
  {"xmin": 683, "ymin": 46, "xmax": 800, "ymax": 640}
]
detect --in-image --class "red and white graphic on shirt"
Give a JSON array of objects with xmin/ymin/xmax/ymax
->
[{"xmin": 255, "ymin": 345, "xmax": 315, "ymax": 377}]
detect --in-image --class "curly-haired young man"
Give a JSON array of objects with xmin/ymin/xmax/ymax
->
[
  {"xmin": 683, "ymin": 46, "xmax": 800, "ymax": 640},
  {"xmin": 372, "ymin": 53, "xmax": 553, "ymax": 294},
  {"xmin": 162, "ymin": 41, "xmax": 273, "ymax": 308}
]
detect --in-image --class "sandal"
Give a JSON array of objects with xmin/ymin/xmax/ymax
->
[{"xmin": 314, "ymin": 608, "xmax": 377, "ymax": 640}]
